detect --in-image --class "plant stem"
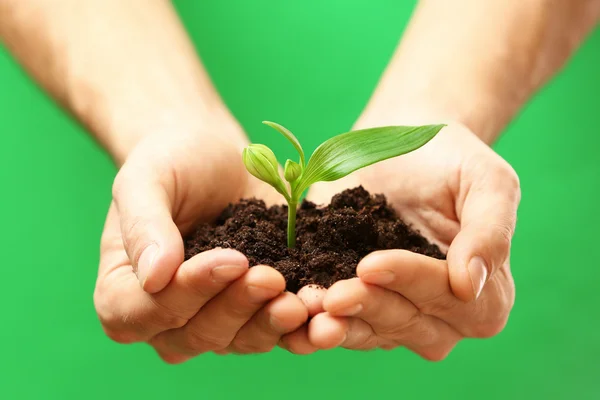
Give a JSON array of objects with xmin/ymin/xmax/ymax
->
[{"xmin": 287, "ymin": 201, "xmax": 297, "ymax": 248}]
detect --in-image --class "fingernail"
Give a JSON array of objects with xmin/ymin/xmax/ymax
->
[
  {"xmin": 468, "ymin": 256, "xmax": 488, "ymax": 299},
  {"xmin": 360, "ymin": 271, "xmax": 394, "ymax": 285},
  {"xmin": 211, "ymin": 264, "xmax": 246, "ymax": 283},
  {"xmin": 247, "ymin": 285, "xmax": 281, "ymax": 303},
  {"xmin": 333, "ymin": 303, "xmax": 363, "ymax": 317},
  {"xmin": 138, "ymin": 244, "xmax": 158, "ymax": 287}
]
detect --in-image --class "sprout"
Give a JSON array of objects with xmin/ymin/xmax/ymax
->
[
  {"xmin": 283, "ymin": 159, "xmax": 302, "ymax": 182},
  {"xmin": 243, "ymin": 121, "xmax": 446, "ymax": 248}
]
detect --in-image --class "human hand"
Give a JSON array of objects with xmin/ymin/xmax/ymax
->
[
  {"xmin": 282, "ymin": 121, "xmax": 520, "ymax": 359},
  {"xmin": 94, "ymin": 119, "xmax": 308, "ymax": 363}
]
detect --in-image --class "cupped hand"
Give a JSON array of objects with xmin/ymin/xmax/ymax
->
[
  {"xmin": 282, "ymin": 122, "xmax": 520, "ymax": 359},
  {"xmin": 94, "ymin": 120, "xmax": 308, "ymax": 363}
]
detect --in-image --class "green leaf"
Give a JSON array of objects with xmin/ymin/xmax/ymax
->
[
  {"xmin": 263, "ymin": 121, "xmax": 305, "ymax": 167},
  {"xmin": 242, "ymin": 144, "xmax": 290, "ymax": 200},
  {"xmin": 283, "ymin": 159, "xmax": 302, "ymax": 182},
  {"xmin": 294, "ymin": 124, "xmax": 445, "ymax": 196}
]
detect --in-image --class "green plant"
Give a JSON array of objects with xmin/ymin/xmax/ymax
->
[{"xmin": 242, "ymin": 121, "xmax": 445, "ymax": 248}]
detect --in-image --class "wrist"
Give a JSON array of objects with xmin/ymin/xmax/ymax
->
[
  {"xmin": 100, "ymin": 104, "xmax": 247, "ymax": 167},
  {"xmin": 354, "ymin": 72, "xmax": 522, "ymax": 145}
]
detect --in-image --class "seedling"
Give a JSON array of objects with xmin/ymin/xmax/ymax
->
[{"xmin": 242, "ymin": 121, "xmax": 445, "ymax": 248}]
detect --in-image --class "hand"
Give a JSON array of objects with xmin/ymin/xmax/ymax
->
[
  {"xmin": 94, "ymin": 119, "xmax": 308, "ymax": 363},
  {"xmin": 288, "ymin": 122, "xmax": 520, "ymax": 359}
]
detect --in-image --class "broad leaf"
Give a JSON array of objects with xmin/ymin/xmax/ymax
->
[{"xmin": 294, "ymin": 124, "xmax": 445, "ymax": 196}]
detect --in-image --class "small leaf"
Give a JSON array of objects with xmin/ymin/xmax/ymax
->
[
  {"xmin": 284, "ymin": 159, "xmax": 302, "ymax": 182},
  {"xmin": 263, "ymin": 121, "xmax": 305, "ymax": 167},
  {"xmin": 242, "ymin": 144, "xmax": 289, "ymax": 200},
  {"xmin": 294, "ymin": 124, "xmax": 445, "ymax": 196}
]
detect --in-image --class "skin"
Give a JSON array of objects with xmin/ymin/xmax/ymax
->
[
  {"xmin": 295, "ymin": 123, "xmax": 520, "ymax": 357},
  {"xmin": 280, "ymin": 0, "xmax": 600, "ymax": 356},
  {"xmin": 0, "ymin": 0, "xmax": 308, "ymax": 362},
  {"xmin": 1, "ymin": 0, "xmax": 599, "ymax": 361}
]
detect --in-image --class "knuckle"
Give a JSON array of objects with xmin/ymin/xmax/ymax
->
[
  {"xmin": 498, "ymin": 269, "xmax": 516, "ymax": 310},
  {"xmin": 504, "ymin": 166, "xmax": 521, "ymax": 192},
  {"xmin": 94, "ymin": 278, "xmax": 187, "ymax": 343},
  {"xmin": 157, "ymin": 352, "xmax": 190, "ymax": 365},
  {"xmin": 111, "ymin": 166, "xmax": 141, "ymax": 203},
  {"xmin": 350, "ymin": 334, "xmax": 379, "ymax": 351},
  {"xmin": 231, "ymin": 337, "xmax": 273, "ymax": 354},
  {"xmin": 146, "ymin": 297, "xmax": 189, "ymax": 330},
  {"xmin": 378, "ymin": 311, "xmax": 425, "ymax": 340},
  {"xmin": 102, "ymin": 327, "xmax": 139, "ymax": 344},
  {"xmin": 94, "ymin": 277, "xmax": 139, "ymax": 343},
  {"xmin": 124, "ymin": 218, "xmax": 152, "ymax": 260},
  {"xmin": 493, "ymin": 222, "xmax": 514, "ymax": 251},
  {"xmin": 94, "ymin": 285, "xmax": 125, "ymax": 330},
  {"xmin": 469, "ymin": 309, "xmax": 509, "ymax": 338},
  {"xmin": 465, "ymin": 276, "xmax": 513, "ymax": 339},
  {"xmin": 470, "ymin": 317, "xmax": 509, "ymax": 339},
  {"xmin": 418, "ymin": 345, "xmax": 454, "ymax": 362},
  {"xmin": 95, "ymin": 294, "xmax": 142, "ymax": 343},
  {"xmin": 95, "ymin": 302, "xmax": 142, "ymax": 344},
  {"xmin": 283, "ymin": 343, "xmax": 302, "ymax": 355},
  {"xmin": 223, "ymin": 304, "xmax": 254, "ymax": 321},
  {"xmin": 183, "ymin": 329, "xmax": 230, "ymax": 353},
  {"xmin": 155, "ymin": 312, "xmax": 189, "ymax": 331},
  {"xmin": 111, "ymin": 171, "xmax": 126, "ymax": 200},
  {"xmin": 419, "ymin": 293, "xmax": 459, "ymax": 317},
  {"xmin": 178, "ymin": 268, "xmax": 213, "ymax": 298},
  {"xmin": 493, "ymin": 160, "xmax": 520, "ymax": 190},
  {"xmin": 279, "ymin": 337, "xmax": 315, "ymax": 356},
  {"xmin": 496, "ymin": 166, "xmax": 522, "ymax": 209},
  {"xmin": 161, "ymin": 357, "xmax": 184, "ymax": 365}
]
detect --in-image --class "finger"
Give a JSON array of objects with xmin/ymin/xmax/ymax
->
[
  {"xmin": 112, "ymin": 165, "xmax": 183, "ymax": 294},
  {"xmin": 357, "ymin": 250, "xmax": 511, "ymax": 339},
  {"xmin": 309, "ymin": 314, "xmax": 386, "ymax": 351},
  {"xmin": 448, "ymin": 165, "xmax": 520, "ymax": 301},
  {"xmin": 153, "ymin": 349, "xmax": 192, "ymax": 365},
  {"xmin": 279, "ymin": 325, "xmax": 319, "ymax": 355},
  {"xmin": 310, "ymin": 314, "xmax": 455, "ymax": 360},
  {"xmin": 95, "ymin": 248, "xmax": 248, "ymax": 343},
  {"xmin": 297, "ymin": 285, "xmax": 326, "ymax": 316},
  {"xmin": 357, "ymin": 250, "xmax": 468, "ymax": 318},
  {"xmin": 153, "ymin": 265, "xmax": 285, "ymax": 356},
  {"xmin": 307, "ymin": 313, "xmax": 349, "ymax": 349},
  {"xmin": 357, "ymin": 250, "xmax": 451, "ymax": 306},
  {"xmin": 322, "ymin": 278, "xmax": 460, "ymax": 358},
  {"xmin": 152, "ymin": 248, "xmax": 249, "ymax": 318},
  {"xmin": 228, "ymin": 292, "xmax": 308, "ymax": 354}
]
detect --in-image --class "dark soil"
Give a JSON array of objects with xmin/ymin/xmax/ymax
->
[{"xmin": 184, "ymin": 186, "xmax": 445, "ymax": 293}]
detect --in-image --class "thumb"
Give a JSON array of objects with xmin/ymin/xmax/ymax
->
[
  {"xmin": 447, "ymin": 167, "xmax": 521, "ymax": 302},
  {"xmin": 112, "ymin": 168, "xmax": 184, "ymax": 294}
]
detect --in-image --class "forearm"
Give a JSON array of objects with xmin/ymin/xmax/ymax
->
[
  {"xmin": 0, "ymin": 0, "xmax": 243, "ymax": 164},
  {"xmin": 358, "ymin": 0, "xmax": 600, "ymax": 143}
]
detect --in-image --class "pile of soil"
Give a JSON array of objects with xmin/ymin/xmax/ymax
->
[{"xmin": 184, "ymin": 186, "xmax": 445, "ymax": 293}]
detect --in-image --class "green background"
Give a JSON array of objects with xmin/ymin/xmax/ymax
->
[{"xmin": 1, "ymin": 1, "xmax": 599, "ymax": 399}]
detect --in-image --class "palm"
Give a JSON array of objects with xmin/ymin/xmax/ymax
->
[
  {"xmin": 119, "ymin": 133, "xmax": 280, "ymax": 238},
  {"xmin": 307, "ymin": 125, "xmax": 482, "ymax": 251},
  {"xmin": 96, "ymin": 131, "xmax": 307, "ymax": 359},
  {"xmin": 98, "ymin": 133, "xmax": 263, "ymax": 294},
  {"xmin": 283, "ymin": 123, "xmax": 520, "ymax": 357}
]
